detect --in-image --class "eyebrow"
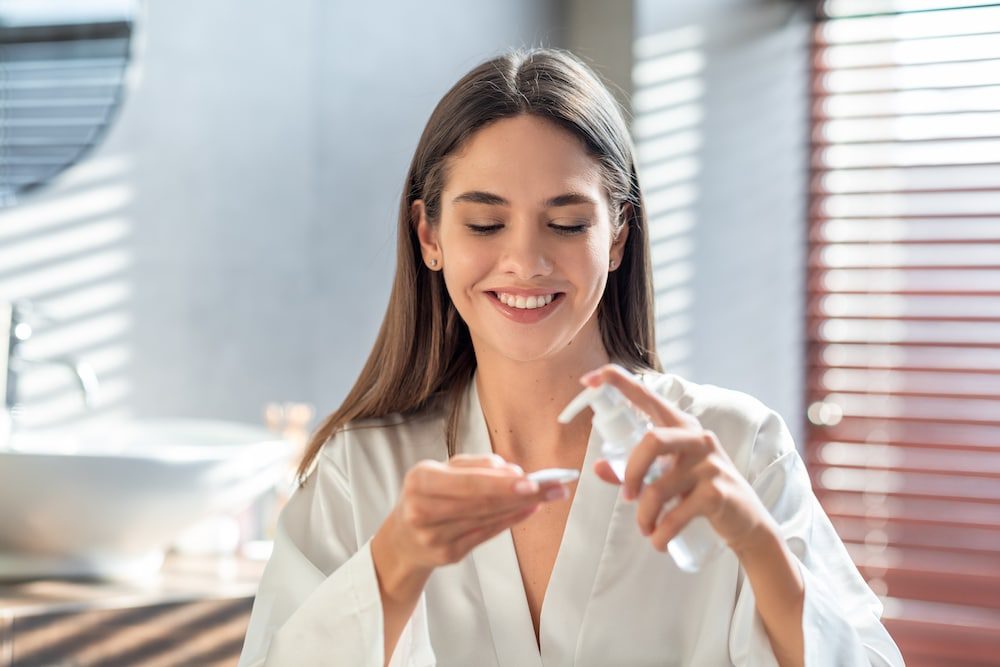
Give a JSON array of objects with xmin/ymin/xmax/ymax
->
[{"xmin": 451, "ymin": 190, "xmax": 598, "ymax": 209}]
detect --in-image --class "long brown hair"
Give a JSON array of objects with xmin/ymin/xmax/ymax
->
[{"xmin": 295, "ymin": 47, "xmax": 661, "ymax": 485}]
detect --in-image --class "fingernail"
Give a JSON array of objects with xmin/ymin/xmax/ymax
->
[
  {"xmin": 545, "ymin": 486, "xmax": 568, "ymax": 501},
  {"xmin": 514, "ymin": 480, "xmax": 539, "ymax": 494}
]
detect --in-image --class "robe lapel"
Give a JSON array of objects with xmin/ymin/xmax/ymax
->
[
  {"xmin": 463, "ymin": 372, "xmax": 545, "ymax": 667},
  {"xmin": 537, "ymin": 399, "xmax": 619, "ymax": 667},
  {"xmin": 462, "ymin": 369, "xmax": 621, "ymax": 667}
]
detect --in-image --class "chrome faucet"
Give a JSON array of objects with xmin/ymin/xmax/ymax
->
[{"xmin": 2, "ymin": 300, "xmax": 100, "ymax": 428}]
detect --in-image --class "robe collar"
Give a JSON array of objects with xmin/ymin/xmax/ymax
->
[{"xmin": 461, "ymin": 367, "xmax": 624, "ymax": 666}]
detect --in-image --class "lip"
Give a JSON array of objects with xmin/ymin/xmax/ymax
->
[
  {"xmin": 486, "ymin": 290, "xmax": 565, "ymax": 324},
  {"xmin": 485, "ymin": 287, "xmax": 563, "ymax": 297}
]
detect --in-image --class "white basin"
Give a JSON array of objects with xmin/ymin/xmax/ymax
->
[{"xmin": 0, "ymin": 418, "xmax": 296, "ymax": 581}]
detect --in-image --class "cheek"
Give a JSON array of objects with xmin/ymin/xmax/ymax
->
[
  {"xmin": 448, "ymin": 245, "xmax": 489, "ymax": 279},
  {"xmin": 572, "ymin": 239, "xmax": 610, "ymax": 301},
  {"xmin": 440, "ymin": 241, "xmax": 491, "ymax": 301},
  {"xmin": 567, "ymin": 237, "xmax": 607, "ymax": 279}
]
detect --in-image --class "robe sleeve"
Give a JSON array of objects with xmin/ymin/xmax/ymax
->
[
  {"xmin": 728, "ymin": 409, "xmax": 905, "ymax": 667},
  {"xmin": 236, "ymin": 430, "xmax": 436, "ymax": 667}
]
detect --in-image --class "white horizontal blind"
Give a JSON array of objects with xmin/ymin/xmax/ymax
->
[{"xmin": 808, "ymin": 3, "xmax": 1000, "ymax": 666}]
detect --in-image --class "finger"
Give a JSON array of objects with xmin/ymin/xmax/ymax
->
[
  {"xmin": 622, "ymin": 427, "xmax": 698, "ymax": 502},
  {"xmin": 438, "ymin": 501, "xmax": 539, "ymax": 542},
  {"xmin": 635, "ymin": 458, "xmax": 707, "ymax": 535},
  {"xmin": 410, "ymin": 466, "xmax": 570, "ymax": 522},
  {"xmin": 413, "ymin": 460, "xmax": 534, "ymax": 498},
  {"xmin": 448, "ymin": 453, "xmax": 504, "ymax": 466},
  {"xmin": 411, "ymin": 492, "xmax": 542, "ymax": 527},
  {"xmin": 580, "ymin": 363, "xmax": 694, "ymax": 429},
  {"xmin": 454, "ymin": 503, "xmax": 539, "ymax": 553},
  {"xmin": 593, "ymin": 459, "xmax": 620, "ymax": 485},
  {"xmin": 449, "ymin": 453, "xmax": 523, "ymax": 476},
  {"xmin": 648, "ymin": 484, "xmax": 710, "ymax": 552}
]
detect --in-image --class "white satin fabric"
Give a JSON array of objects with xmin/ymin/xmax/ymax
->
[{"xmin": 238, "ymin": 370, "xmax": 904, "ymax": 666}]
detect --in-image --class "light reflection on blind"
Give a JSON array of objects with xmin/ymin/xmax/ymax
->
[
  {"xmin": 818, "ymin": 268, "xmax": 1000, "ymax": 290},
  {"xmin": 818, "ymin": 167, "xmax": 1000, "ymax": 193},
  {"xmin": 821, "ymin": 85, "xmax": 1000, "ymax": 117}
]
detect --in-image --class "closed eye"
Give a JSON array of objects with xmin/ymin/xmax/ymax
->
[
  {"xmin": 551, "ymin": 224, "xmax": 588, "ymax": 235},
  {"xmin": 466, "ymin": 223, "xmax": 503, "ymax": 234},
  {"xmin": 465, "ymin": 222, "xmax": 590, "ymax": 235}
]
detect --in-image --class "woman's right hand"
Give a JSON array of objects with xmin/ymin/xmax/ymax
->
[
  {"xmin": 380, "ymin": 453, "xmax": 571, "ymax": 572},
  {"xmin": 372, "ymin": 453, "xmax": 566, "ymax": 665}
]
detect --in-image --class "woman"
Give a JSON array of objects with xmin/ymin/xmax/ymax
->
[{"xmin": 237, "ymin": 47, "xmax": 904, "ymax": 667}]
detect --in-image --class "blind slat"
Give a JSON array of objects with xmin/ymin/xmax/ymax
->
[
  {"xmin": 810, "ymin": 367, "xmax": 1000, "ymax": 395},
  {"xmin": 810, "ymin": 268, "xmax": 1000, "ymax": 293},
  {"xmin": 817, "ymin": 32, "xmax": 1000, "ymax": 68},
  {"xmin": 832, "ymin": 516, "xmax": 1000, "ymax": 553},
  {"xmin": 815, "ymin": 85, "xmax": 1000, "ymax": 118},
  {"xmin": 817, "ymin": 5, "xmax": 1000, "ymax": 44}
]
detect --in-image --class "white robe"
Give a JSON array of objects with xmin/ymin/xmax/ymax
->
[{"xmin": 237, "ymin": 369, "xmax": 904, "ymax": 666}]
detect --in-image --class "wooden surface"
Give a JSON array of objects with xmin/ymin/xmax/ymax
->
[{"xmin": 0, "ymin": 551, "xmax": 267, "ymax": 667}]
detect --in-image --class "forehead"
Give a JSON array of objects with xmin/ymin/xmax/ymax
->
[{"xmin": 443, "ymin": 114, "xmax": 605, "ymax": 207}]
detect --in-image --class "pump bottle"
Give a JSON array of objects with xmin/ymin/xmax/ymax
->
[{"xmin": 558, "ymin": 375, "xmax": 725, "ymax": 572}]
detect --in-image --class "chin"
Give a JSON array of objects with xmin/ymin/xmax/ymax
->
[{"xmin": 480, "ymin": 334, "xmax": 573, "ymax": 364}]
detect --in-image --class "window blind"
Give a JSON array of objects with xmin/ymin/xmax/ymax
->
[
  {"xmin": 0, "ymin": 4, "xmax": 132, "ymax": 205},
  {"xmin": 809, "ymin": 3, "xmax": 1000, "ymax": 666}
]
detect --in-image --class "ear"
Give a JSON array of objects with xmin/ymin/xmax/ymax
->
[
  {"xmin": 610, "ymin": 203, "xmax": 632, "ymax": 271},
  {"xmin": 412, "ymin": 200, "xmax": 442, "ymax": 267}
]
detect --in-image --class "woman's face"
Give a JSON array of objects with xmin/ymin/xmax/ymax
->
[{"xmin": 415, "ymin": 114, "xmax": 628, "ymax": 364}]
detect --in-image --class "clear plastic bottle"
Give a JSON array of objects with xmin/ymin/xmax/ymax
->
[{"xmin": 558, "ymin": 376, "xmax": 725, "ymax": 572}]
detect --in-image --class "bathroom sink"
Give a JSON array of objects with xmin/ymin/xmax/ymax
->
[{"xmin": 0, "ymin": 418, "xmax": 296, "ymax": 582}]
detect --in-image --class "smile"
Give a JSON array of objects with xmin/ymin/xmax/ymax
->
[
  {"xmin": 486, "ymin": 291, "xmax": 565, "ymax": 324},
  {"xmin": 495, "ymin": 291, "xmax": 557, "ymax": 309}
]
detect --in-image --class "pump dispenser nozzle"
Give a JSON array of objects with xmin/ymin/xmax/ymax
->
[
  {"xmin": 559, "ymin": 382, "xmax": 656, "ymax": 484},
  {"xmin": 558, "ymin": 383, "xmax": 627, "ymax": 424}
]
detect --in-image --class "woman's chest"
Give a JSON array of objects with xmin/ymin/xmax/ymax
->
[
  {"xmin": 508, "ymin": 483, "xmax": 577, "ymax": 647},
  {"xmin": 421, "ymin": 511, "xmax": 738, "ymax": 666},
  {"xmin": 418, "ymin": 480, "xmax": 741, "ymax": 666}
]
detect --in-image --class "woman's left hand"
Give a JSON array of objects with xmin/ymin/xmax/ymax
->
[{"xmin": 581, "ymin": 364, "xmax": 778, "ymax": 557}]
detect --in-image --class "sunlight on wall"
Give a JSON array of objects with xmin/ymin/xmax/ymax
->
[
  {"xmin": 0, "ymin": 155, "xmax": 132, "ymax": 429},
  {"xmin": 632, "ymin": 25, "xmax": 703, "ymax": 378}
]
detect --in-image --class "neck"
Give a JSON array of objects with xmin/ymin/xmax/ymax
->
[{"xmin": 472, "ymin": 322, "xmax": 613, "ymax": 465}]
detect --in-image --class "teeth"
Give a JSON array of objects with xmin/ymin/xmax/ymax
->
[{"xmin": 496, "ymin": 292, "xmax": 556, "ymax": 309}]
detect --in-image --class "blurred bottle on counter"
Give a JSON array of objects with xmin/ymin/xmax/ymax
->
[{"xmin": 239, "ymin": 401, "xmax": 314, "ymax": 561}]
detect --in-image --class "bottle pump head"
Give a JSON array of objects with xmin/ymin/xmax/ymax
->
[{"xmin": 558, "ymin": 383, "xmax": 650, "ymax": 445}]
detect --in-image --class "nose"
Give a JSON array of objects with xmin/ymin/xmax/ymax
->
[{"xmin": 497, "ymin": 221, "xmax": 553, "ymax": 278}]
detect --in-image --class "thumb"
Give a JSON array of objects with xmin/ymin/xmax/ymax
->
[{"xmin": 593, "ymin": 459, "xmax": 621, "ymax": 485}]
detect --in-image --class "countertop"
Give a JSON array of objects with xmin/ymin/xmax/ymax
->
[{"xmin": 0, "ymin": 551, "xmax": 268, "ymax": 667}]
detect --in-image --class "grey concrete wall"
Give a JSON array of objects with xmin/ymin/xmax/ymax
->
[
  {"xmin": 634, "ymin": 0, "xmax": 812, "ymax": 447},
  {"xmin": 0, "ymin": 0, "xmax": 560, "ymax": 429}
]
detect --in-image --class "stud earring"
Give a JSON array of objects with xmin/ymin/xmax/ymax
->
[
  {"xmin": 430, "ymin": 258, "xmax": 438, "ymax": 268},
  {"xmin": 609, "ymin": 259, "xmax": 616, "ymax": 269}
]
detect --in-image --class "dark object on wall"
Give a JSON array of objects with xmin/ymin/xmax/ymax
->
[{"xmin": 0, "ymin": 0, "xmax": 137, "ymax": 207}]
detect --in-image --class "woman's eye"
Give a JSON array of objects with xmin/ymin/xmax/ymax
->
[
  {"xmin": 466, "ymin": 223, "xmax": 502, "ymax": 234},
  {"xmin": 551, "ymin": 223, "xmax": 588, "ymax": 235},
  {"xmin": 464, "ymin": 221, "xmax": 590, "ymax": 235}
]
